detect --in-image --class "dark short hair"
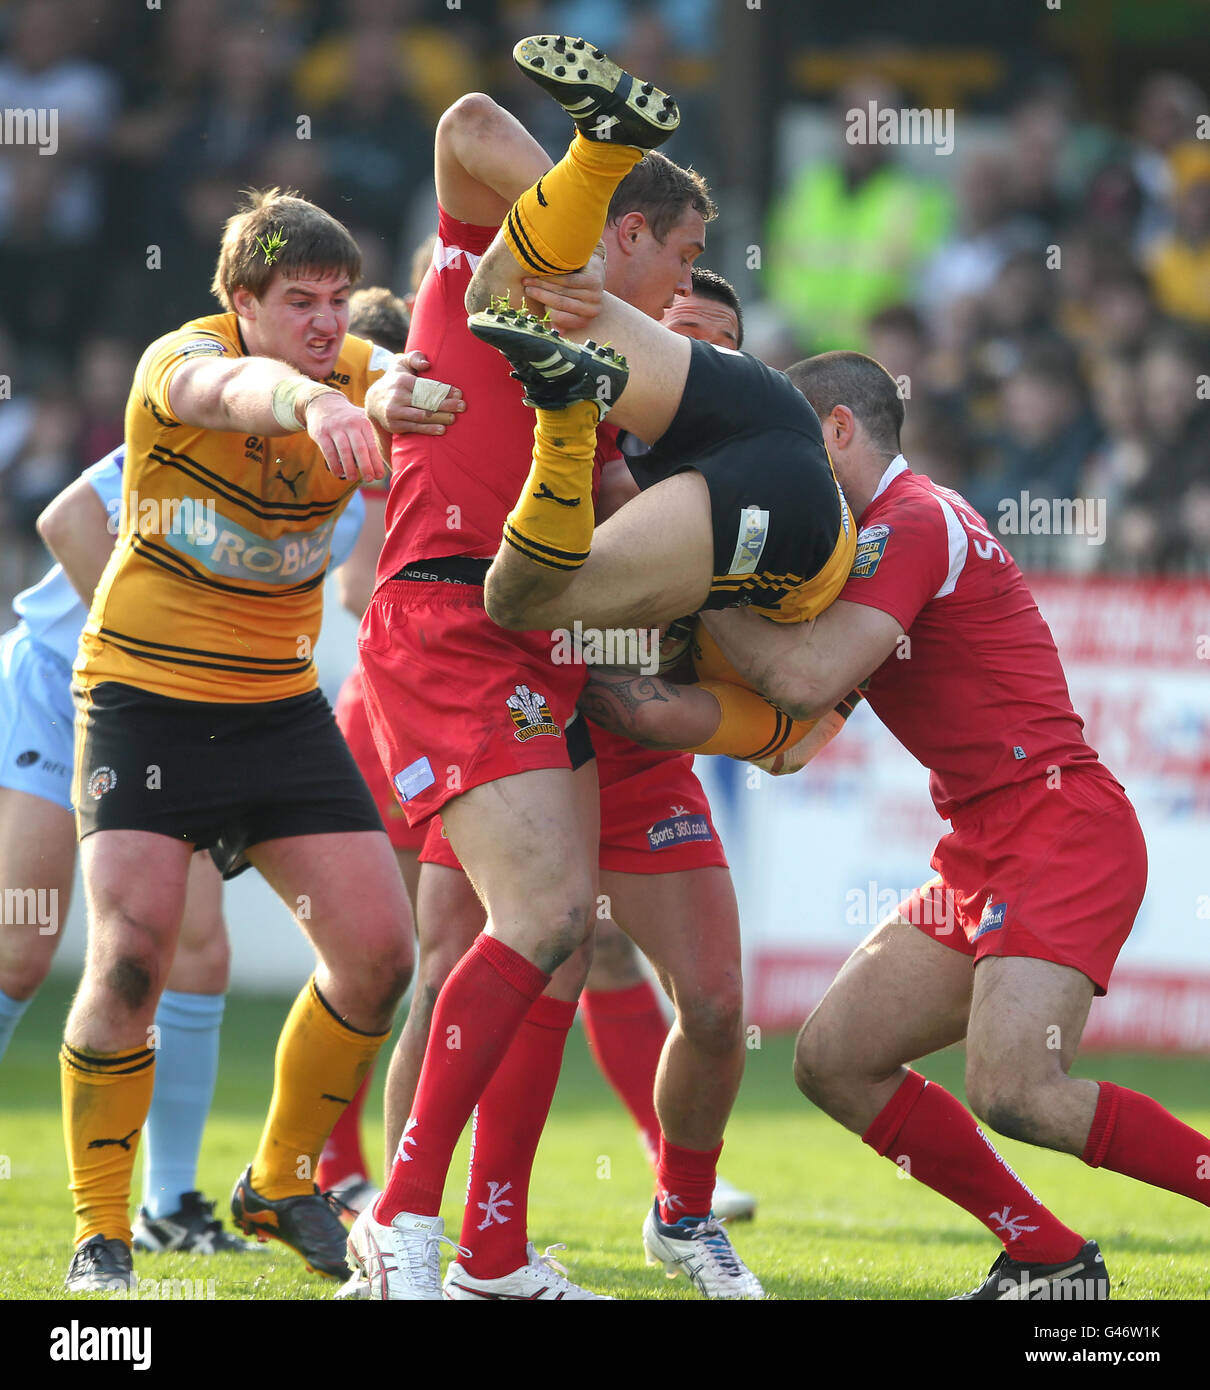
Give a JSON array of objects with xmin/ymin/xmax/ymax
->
[
  {"xmin": 348, "ymin": 286, "xmax": 410, "ymax": 354},
  {"xmin": 786, "ymin": 351, "xmax": 905, "ymax": 453},
  {"xmin": 608, "ymin": 151, "xmax": 716, "ymax": 243},
  {"xmin": 689, "ymin": 266, "xmax": 744, "ymax": 348},
  {"xmin": 212, "ymin": 186, "xmax": 361, "ymax": 309}
]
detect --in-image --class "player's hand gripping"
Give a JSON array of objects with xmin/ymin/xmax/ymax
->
[
  {"xmin": 364, "ymin": 350, "xmax": 466, "ymax": 436},
  {"xmin": 521, "ymin": 242, "xmax": 607, "ymax": 335},
  {"xmin": 302, "ymin": 391, "xmax": 388, "ymax": 483}
]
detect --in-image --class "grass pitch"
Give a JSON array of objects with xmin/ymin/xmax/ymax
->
[{"xmin": 2, "ymin": 980, "xmax": 1208, "ymax": 1303}]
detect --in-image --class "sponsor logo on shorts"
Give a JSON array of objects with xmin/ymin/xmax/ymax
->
[
  {"xmin": 15, "ymin": 749, "xmax": 39, "ymax": 767},
  {"xmin": 647, "ymin": 804, "xmax": 713, "ymax": 851},
  {"xmin": 393, "ymin": 756, "xmax": 435, "ymax": 802},
  {"xmin": 973, "ymin": 898, "xmax": 1007, "ymax": 939},
  {"xmin": 850, "ymin": 523, "xmax": 892, "ymax": 578},
  {"xmin": 727, "ymin": 506, "xmax": 770, "ymax": 576},
  {"xmin": 507, "ymin": 684, "xmax": 560, "ymax": 742},
  {"xmin": 87, "ymin": 766, "xmax": 118, "ymax": 799}
]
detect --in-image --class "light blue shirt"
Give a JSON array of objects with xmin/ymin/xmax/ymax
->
[{"xmin": 10, "ymin": 446, "xmax": 366, "ymax": 666}]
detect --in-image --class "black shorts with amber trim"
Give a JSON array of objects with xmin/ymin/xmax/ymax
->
[
  {"xmin": 629, "ymin": 340, "xmax": 855, "ymax": 620},
  {"xmin": 73, "ymin": 681, "xmax": 383, "ymax": 878}
]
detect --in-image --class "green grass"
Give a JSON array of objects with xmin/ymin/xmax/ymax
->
[{"xmin": 2, "ymin": 981, "xmax": 1208, "ymax": 1301}]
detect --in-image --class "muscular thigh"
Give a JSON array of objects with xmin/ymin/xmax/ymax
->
[
  {"xmin": 441, "ymin": 757, "xmax": 599, "ymax": 935},
  {"xmin": 801, "ymin": 915, "xmax": 974, "ymax": 1081},
  {"xmin": 249, "ymin": 829, "xmax": 412, "ymax": 965},
  {"xmin": 601, "ymin": 865, "xmax": 740, "ymax": 1007}
]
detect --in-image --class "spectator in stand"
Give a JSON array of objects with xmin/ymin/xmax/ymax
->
[
  {"xmin": 316, "ymin": 20, "xmax": 433, "ymax": 265},
  {"xmin": 292, "ymin": 0, "xmax": 483, "ymax": 130},
  {"xmin": 1111, "ymin": 329, "xmax": 1210, "ymax": 573},
  {"xmin": 968, "ymin": 338, "xmax": 1104, "ymax": 570},
  {"xmin": 1147, "ymin": 142, "xmax": 1210, "ymax": 330},
  {"xmin": 917, "ymin": 146, "xmax": 1045, "ymax": 330},
  {"xmin": 1130, "ymin": 72, "xmax": 1208, "ymax": 254},
  {"xmin": 76, "ymin": 338, "xmax": 138, "ymax": 468},
  {"xmin": 767, "ymin": 73, "xmax": 953, "ymax": 354},
  {"xmin": 0, "ymin": 383, "xmax": 81, "ymax": 596}
]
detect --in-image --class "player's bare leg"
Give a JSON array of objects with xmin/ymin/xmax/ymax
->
[
  {"xmin": 249, "ymin": 831, "xmax": 412, "ymax": 1031},
  {"xmin": 603, "ymin": 867, "xmax": 743, "ymax": 1152},
  {"xmin": 354, "ymin": 762, "xmax": 602, "ymax": 1299},
  {"xmin": 964, "ymin": 957, "xmax": 1098, "ymax": 1153},
  {"xmin": 795, "ymin": 915, "xmax": 973, "ymax": 1132},
  {"xmin": 965, "ymin": 953, "xmax": 1210, "ymax": 1234},
  {"xmin": 795, "ymin": 909, "xmax": 1100, "ymax": 1297},
  {"xmin": 0, "ymin": 789, "xmax": 75, "ymax": 1036}
]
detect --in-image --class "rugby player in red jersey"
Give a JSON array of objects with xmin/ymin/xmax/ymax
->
[
  {"xmin": 403, "ymin": 266, "xmax": 760, "ymax": 1299},
  {"xmin": 355, "ymin": 91, "xmax": 766, "ymax": 1298},
  {"xmin": 637, "ymin": 350, "xmax": 1210, "ymax": 1299}
]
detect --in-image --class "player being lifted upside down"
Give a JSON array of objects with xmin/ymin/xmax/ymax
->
[{"xmin": 353, "ymin": 72, "xmax": 768, "ymax": 1297}]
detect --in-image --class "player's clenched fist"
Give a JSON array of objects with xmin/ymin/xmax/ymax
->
[{"xmin": 303, "ymin": 390, "xmax": 386, "ymax": 482}]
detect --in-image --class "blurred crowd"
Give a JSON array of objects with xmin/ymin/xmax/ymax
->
[{"xmin": 0, "ymin": 0, "xmax": 1206, "ymax": 610}]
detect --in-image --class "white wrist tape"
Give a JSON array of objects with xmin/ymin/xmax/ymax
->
[
  {"xmin": 271, "ymin": 377, "xmax": 336, "ymax": 432},
  {"xmin": 411, "ymin": 377, "xmax": 453, "ymax": 413}
]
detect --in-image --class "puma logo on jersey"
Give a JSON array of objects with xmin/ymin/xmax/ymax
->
[
  {"xmin": 88, "ymin": 1129, "xmax": 138, "ymax": 1152},
  {"xmin": 533, "ymin": 482, "xmax": 580, "ymax": 508},
  {"xmin": 275, "ymin": 467, "xmax": 304, "ymax": 497}
]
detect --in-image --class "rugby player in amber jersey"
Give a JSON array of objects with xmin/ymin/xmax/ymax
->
[
  {"xmin": 619, "ymin": 350, "xmax": 1210, "ymax": 1300},
  {"xmin": 61, "ymin": 192, "xmax": 435, "ymax": 1292},
  {"xmin": 354, "ymin": 92, "xmax": 763, "ymax": 1298}
]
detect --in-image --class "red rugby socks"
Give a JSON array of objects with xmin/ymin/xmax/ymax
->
[
  {"xmin": 375, "ymin": 934, "xmax": 549, "ymax": 1222},
  {"xmin": 864, "ymin": 1070, "xmax": 1085, "ymax": 1264},
  {"xmin": 657, "ymin": 1137, "xmax": 722, "ymax": 1223},
  {"xmin": 581, "ymin": 982, "xmax": 667, "ymax": 1165},
  {"xmin": 459, "ymin": 995, "xmax": 577, "ymax": 1277},
  {"xmin": 1082, "ymin": 1081, "xmax": 1210, "ymax": 1203}
]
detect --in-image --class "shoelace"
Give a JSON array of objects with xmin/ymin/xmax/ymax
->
[
  {"xmin": 399, "ymin": 1228, "xmax": 471, "ymax": 1288},
  {"xmin": 323, "ymin": 1188, "xmax": 357, "ymax": 1222},
  {"xmin": 686, "ymin": 1218, "xmax": 744, "ymax": 1278},
  {"xmin": 530, "ymin": 1243, "xmax": 574, "ymax": 1285}
]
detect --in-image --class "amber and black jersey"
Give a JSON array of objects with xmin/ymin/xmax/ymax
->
[
  {"xmin": 629, "ymin": 340, "xmax": 856, "ymax": 624},
  {"xmin": 75, "ymin": 313, "xmax": 392, "ymax": 704}
]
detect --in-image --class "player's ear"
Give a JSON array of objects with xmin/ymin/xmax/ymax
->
[
  {"xmin": 231, "ymin": 285, "xmax": 257, "ymax": 320},
  {"xmin": 610, "ymin": 211, "xmax": 647, "ymax": 253},
  {"xmin": 829, "ymin": 405, "xmax": 858, "ymax": 447}
]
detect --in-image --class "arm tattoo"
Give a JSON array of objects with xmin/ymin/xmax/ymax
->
[{"xmin": 579, "ymin": 669, "xmax": 683, "ymax": 747}]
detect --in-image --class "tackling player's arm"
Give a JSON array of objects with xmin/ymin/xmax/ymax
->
[
  {"xmin": 166, "ymin": 355, "xmax": 385, "ymax": 482},
  {"xmin": 37, "ymin": 474, "xmax": 116, "ymax": 604},
  {"xmin": 700, "ymin": 602, "xmax": 902, "ymax": 724}
]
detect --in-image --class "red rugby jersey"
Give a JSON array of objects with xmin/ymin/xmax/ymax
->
[
  {"xmin": 377, "ymin": 209, "xmax": 538, "ymax": 579},
  {"xmin": 839, "ymin": 457, "xmax": 1113, "ymax": 820}
]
